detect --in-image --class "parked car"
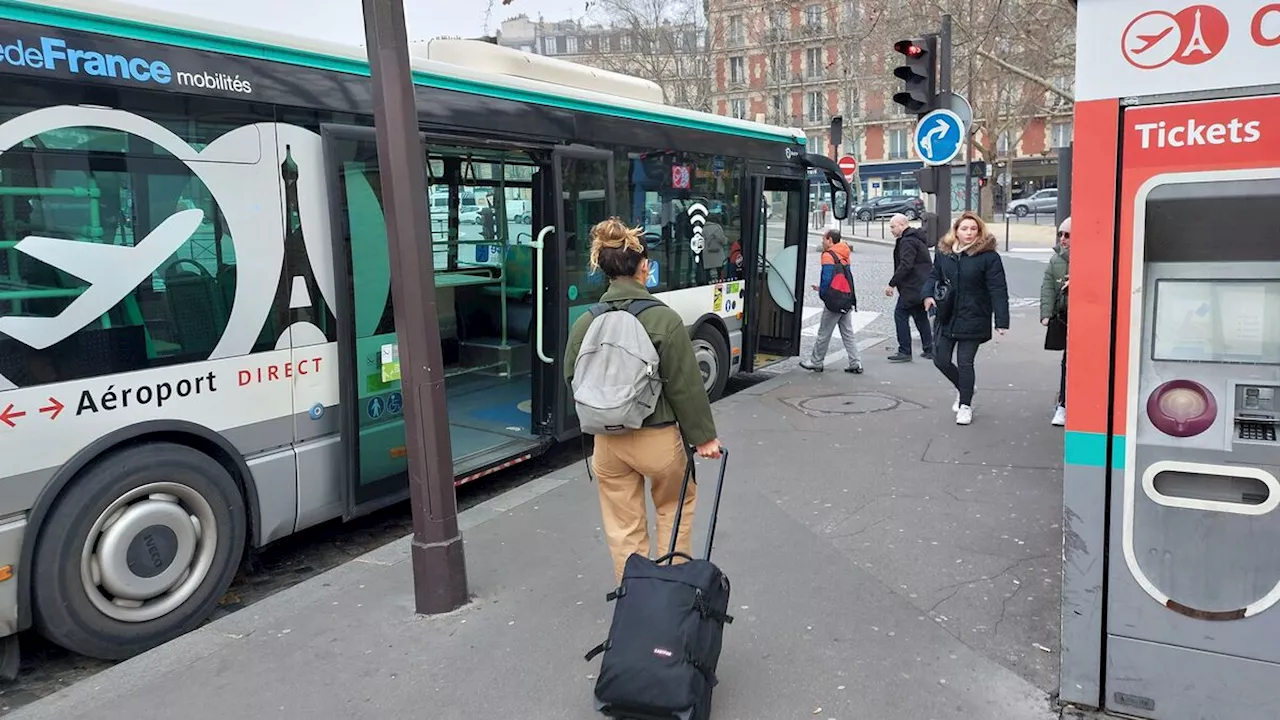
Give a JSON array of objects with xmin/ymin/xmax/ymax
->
[
  {"xmin": 1006, "ymin": 188, "xmax": 1057, "ymax": 216},
  {"xmin": 853, "ymin": 194, "xmax": 924, "ymax": 221}
]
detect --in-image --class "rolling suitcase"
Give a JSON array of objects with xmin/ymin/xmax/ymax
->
[{"xmin": 585, "ymin": 447, "xmax": 733, "ymax": 720}]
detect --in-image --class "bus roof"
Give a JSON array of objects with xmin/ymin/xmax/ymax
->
[
  {"xmin": 0, "ymin": 0, "xmax": 807, "ymax": 146},
  {"xmin": 420, "ymin": 39, "xmax": 666, "ymax": 106}
]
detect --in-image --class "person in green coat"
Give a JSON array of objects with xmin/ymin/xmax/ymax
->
[
  {"xmin": 1041, "ymin": 217, "xmax": 1071, "ymax": 427},
  {"xmin": 564, "ymin": 218, "xmax": 723, "ymax": 583}
]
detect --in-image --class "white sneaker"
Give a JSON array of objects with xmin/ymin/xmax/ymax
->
[
  {"xmin": 1052, "ymin": 405, "xmax": 1066, "ymax": 427},
  {"xmin": 956, "ymin": 405, "xmax": 973, "ymax": 425},
  {"xmin": 952, "ymin": 392, "xmax": 961, "ymax": 413}
]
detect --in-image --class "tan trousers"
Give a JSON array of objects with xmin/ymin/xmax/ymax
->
[{"xmin": 592, "ymin": 425, "xmax": 696, "ymax": 584}]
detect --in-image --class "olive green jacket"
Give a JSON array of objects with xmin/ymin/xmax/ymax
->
[
  {"xmin": 563, "ymin": 278, "xmax": 718, "ymax": 446},
  {"xmin": 1040, "ymin": 249, "xmax": 1069, "ymax": 321}
]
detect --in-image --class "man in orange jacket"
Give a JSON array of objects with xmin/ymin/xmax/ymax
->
[{"xmin": 800, "ymin": 228, "xmax": 864, "ymax": 374}]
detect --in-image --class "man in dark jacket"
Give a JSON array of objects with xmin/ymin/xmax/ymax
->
[{"xmin": 884, "ymin": 213, "xmax": 934, "ymax": 362}]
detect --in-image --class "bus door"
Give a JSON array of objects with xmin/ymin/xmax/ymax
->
[
  {"xmin": 321, "ymin": 124, "xmax": 550, "ymax": 519},
  {"xmin": 1101, "ymin": 95, "xmax": 1280, "ymax": 718},
  {"xmin": 741, "ymin": 175, "xmax": 807, "ymax": 372},
  {"xmin": 532, "ymin": 145, "xmax": 616, "ymax": 440}
]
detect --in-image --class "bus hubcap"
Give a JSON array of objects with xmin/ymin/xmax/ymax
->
[
  {"xmin": 692, "ymin": 339, "xmax": 719, "ymax": 393},
  {"xmin": 81, "ymin": 482, "xmax": 219, "ymax": 623}
]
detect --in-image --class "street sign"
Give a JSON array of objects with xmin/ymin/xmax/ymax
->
[
  {"xmin": 948, "ymin": 93, "xmax": 973, "ymax": 128},
  {"xmin": 913, "ymin": 108, "xmax": 965, "ymax": 166},
  {"xmin": 838, "ymin": 155, "xmax": 858, "ymax": 181}
]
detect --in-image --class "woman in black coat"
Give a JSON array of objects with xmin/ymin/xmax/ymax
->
[{"xmin": 922, "ymin": 211, "xmax": 1010, "ymax": 426}]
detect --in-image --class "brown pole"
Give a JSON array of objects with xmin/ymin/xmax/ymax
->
[{"xmin": 361, "ymin": 0, "xmax": 468, "ymax": 614}]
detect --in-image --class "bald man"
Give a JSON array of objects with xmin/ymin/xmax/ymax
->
[{"xmin": 884, "ymin": 213, "xmax": 934, "ymax": 361}]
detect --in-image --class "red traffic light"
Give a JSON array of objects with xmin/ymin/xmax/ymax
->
[{"xmin": 894, "ymin": 39, "xmax": 926, "ymax": 57}]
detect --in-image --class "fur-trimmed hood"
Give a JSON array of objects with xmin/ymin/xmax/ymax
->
[{"xmin": 938, "ymin": 231, "xmax": 998, "ymax": 256}]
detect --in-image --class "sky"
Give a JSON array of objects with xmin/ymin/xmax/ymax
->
[{"xmin": 117, "ymin": 0, "xmax": 589, "ymax": 46}]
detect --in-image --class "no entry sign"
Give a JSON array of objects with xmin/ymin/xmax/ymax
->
[{"xmin": 838, "ymin": 155, "xmax": 858, "ymax": 180}]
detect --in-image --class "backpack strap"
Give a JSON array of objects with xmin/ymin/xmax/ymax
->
[
  {"xmin": 587, "ymin": 299, "xmax": 666, "ymax": 319},
  {"xmin": 624, "ymin": 298, "xmax": 665, "ymax": 317}
]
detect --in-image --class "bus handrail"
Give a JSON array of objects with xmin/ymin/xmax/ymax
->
[{"xmin": 531, "ymin": 224, "xmax": 554, "ymax": 364}]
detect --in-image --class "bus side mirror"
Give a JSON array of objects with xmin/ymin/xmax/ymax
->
[
  {"xmin": 830, "ymin": 188, "xmax": 849, "ymax": 220},
  {"xmin": 797, "ymin": 153, "xmax": 854, "ymax": 220}
]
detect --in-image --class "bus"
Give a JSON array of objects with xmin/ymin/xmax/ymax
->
[{"xmin": 0, "ymin": 0, "xmax": 851, "ymax": 666}]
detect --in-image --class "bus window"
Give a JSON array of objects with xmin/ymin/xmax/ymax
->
[
  {"xmin": 612, "ymin": 149, "xmax": 745, "ymax": 293},
  {"xmin": 0, "ymin": 125, "xmax": 271, "ymax": 387}
]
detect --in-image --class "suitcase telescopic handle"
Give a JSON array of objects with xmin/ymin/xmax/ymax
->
[{"xmin": 662, "ymin": 445, "xmax": 728, "ymax": 564}]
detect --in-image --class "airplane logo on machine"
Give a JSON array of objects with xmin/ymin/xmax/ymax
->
[
  {"xmin": 1121, "ymin": 5, "xmax": 1228, "ymax": 70},
  {"xmin": 0, "ymin": 209, "xmax": 204, "ymax": 350}
]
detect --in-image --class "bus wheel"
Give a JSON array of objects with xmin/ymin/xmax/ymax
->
[
  {"xmin": 692, "ymin": 325, "xmax": 730, "ymax": 402},
  {"xmin": 32, "ymin": 442, "xmax": 246, "ymax": 660}
]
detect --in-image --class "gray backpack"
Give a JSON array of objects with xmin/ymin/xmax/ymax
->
[{"xmin": 571, "ymin": 299, "xmax": 666, "ymax": 435}]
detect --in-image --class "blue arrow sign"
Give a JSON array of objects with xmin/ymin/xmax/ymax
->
[{"xmin": 913, "ymin": 108, "xmax": 966, "ymax": 167}]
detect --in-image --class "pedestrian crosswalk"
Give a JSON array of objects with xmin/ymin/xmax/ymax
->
[
  {"xmin": 800, "ymin": 307, "xmax": 879, "ymax": 337},
  {"xmin": 796, "ymin": 305, "xmax": 884, "ymax": 368}
]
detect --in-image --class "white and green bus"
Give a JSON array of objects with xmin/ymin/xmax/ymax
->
[{"xmin": 0, "ymin": 0, "xmax": 850, "ymax": 666}]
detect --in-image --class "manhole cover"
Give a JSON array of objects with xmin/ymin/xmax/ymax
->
[{"xmin": 783, "ymin": 391, "xmax": 923, "ymax": 417}]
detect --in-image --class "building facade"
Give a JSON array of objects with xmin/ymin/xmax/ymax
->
[
  {"xmin": 705, "ymin": 0, "xmax": 1075, "ymax": 206},
  {"xmin": 496, "ymin": 14, "xmax": 711, "ymax": 111}
]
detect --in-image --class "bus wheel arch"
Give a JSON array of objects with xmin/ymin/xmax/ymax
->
[
  {"xmin": 18, "ymin": 422, "xmax": 260, "ymax": 637},
  {"xmin": 690, "ymin": 316, "xmax": 731, "ymax": 402}
]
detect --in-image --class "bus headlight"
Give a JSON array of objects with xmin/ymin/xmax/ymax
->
[{"xmin": 1147, "ymin": 380, "xmax": 1217, "ymax": 437}]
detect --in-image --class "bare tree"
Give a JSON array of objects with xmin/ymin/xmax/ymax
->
[
  {"xmin": 485, "ymin": 0, "xmax": 521, "ymax": 35},
  {"xmin": 872, "ymin": 0, "xmax": 1076, "ymax": 211},
  {"xmin": 583, "ymin": 0, "xmax": 715, "ymax": 111},
  {"xmin": 828, "ymin": 0, "xmax": 892, "ymax": 161}
]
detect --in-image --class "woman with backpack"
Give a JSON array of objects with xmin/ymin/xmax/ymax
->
[
  {"xmin": 922, "ymin": 211, "xmax": 1010, "ymax": 426},
  {"xmin": 564, "ymin": 218, "xmax": 724, "ymax": 584}
]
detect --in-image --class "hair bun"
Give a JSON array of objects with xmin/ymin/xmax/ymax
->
[
  {"xmin": 595, "ymin": 218, "xmax": 633, "ymax": 248},
  {"xmin": 589, "ymin": 217, "xmax": 645, "ymax": 275}
]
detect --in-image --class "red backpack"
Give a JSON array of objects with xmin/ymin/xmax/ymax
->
[{"xmin": 822, "ymin": 249, "xmax": 857, "ymax": 314}]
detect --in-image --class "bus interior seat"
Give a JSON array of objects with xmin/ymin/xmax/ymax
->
[
  {"xmin": 0, "ymin": 325, "xmax": 147, "ymax": 386},
  {"xmin": 164, "ymin": 259, "xmax": 226, "ymax": 357},
  {"xmin": 65, "ymin": 325, "xmax": 149, "ymax": 377},
  {"xmin": 500, "ymin": 243, "xmax": 534, "ymax": 344}
]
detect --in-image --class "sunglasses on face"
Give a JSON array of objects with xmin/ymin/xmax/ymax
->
[{"xmin": 1058, "ymin": 231, "xmax": 1070, "ymax": 239}]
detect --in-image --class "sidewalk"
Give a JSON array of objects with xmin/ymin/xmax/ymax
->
[{"xmin": 12, "ymin": 315, "xmax": 1069, "ymax": 720}]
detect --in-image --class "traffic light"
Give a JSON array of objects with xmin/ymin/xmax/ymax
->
[
  {"xmin": 892, "ymin": 36, "xmax": 938, "ymax": 115},
  {"xmin": 970, "ymin": 160, "xmax": 988, "ymax": 178},
  {"xmin": 921, "ymin": 211, "xmax": 941, "ymax": 248},
  {"xmin": 914, "ymin": 166, "xmax": 941, "ymax": 194}
]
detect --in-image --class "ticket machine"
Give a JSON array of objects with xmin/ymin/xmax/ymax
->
[{"xmin": 1061, "ymin": 3, "xmax": 1280, "ymax": 718}]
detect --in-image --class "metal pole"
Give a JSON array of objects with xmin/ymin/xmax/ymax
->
[
  {"xmin": 361, "ymin": 0, "xmax": 469, "ymax": 614},
  {"xmin": 937, "ymin": 14, "xmax": 953, "ymax": 234},
  {"xmin": 963, "ymin": 0, "xmax": 974, "ymax": 212}
]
